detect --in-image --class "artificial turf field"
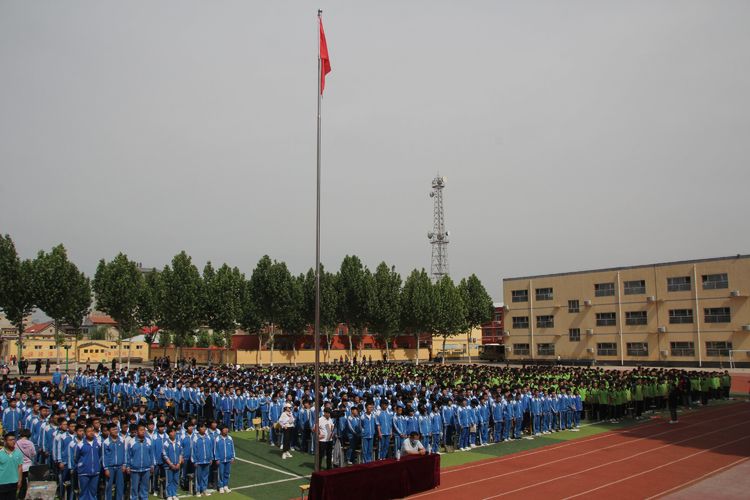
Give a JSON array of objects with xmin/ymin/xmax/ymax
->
[{"xmin": 153, "ymin": 401, "xmax": 743, "ymax": 500}]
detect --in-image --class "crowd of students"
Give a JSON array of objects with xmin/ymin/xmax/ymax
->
[{"xmin": 0, "ymin": 360, "xmax": 731, "ymax": 499}]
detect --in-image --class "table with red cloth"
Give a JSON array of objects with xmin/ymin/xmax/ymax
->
[{"xmin": 308, "ymin": 453, "xmax": 440, "ymax": 500}]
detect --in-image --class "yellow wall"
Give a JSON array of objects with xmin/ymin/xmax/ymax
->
[
  {"xmin": 235, "ymin": 348, "xmax": 429, "ymax": 365},
  {"xmin": 432, "ymin": 328, "xmax": 483, "ymax": 357},
  {"xmin": 503, "ymin": 256, "xmax": 750, "ymax": 364},
  {"xmin": 7, "ymin": 338, "xmax": 150, "ymax": 363}
]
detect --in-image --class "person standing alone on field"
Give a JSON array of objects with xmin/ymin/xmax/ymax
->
[{"xmin": 667, "ymin": 381, "xmax": 680, "ymax": 424}]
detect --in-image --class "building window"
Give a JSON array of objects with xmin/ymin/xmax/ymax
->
[
  {"xmin": 536, "ymin": 315, "xmax": 554, "ymax": 328},
  {"xmin": 597, "ymin": 343, "xmax": 617, "ymax": 356},
  {"xmin": 670, "ymin": 341, "xmax": 695, "ymax": 357},
  {"xmin": 625, "ymin": 311, "xmax": 648, "ymax": 326},
  {"xmin": 668, "ymin": 309, "xmax": 694, "ymax": 324},
  {"xmin": 136, "ymin": 345, "xmax": 142, "ymax": 349},
  {"xmin": 702, "ymin": 273, "xmax": 729, "ymax": 290},
  {"xmin": 493, "ymin": 311, "xmax": 502, "ymax": 322},
  {"xmin": 569, "ymin": 328, "xmax": 581, "ymax": 342},
  {"xmin": 537, "ymin": 343, "xmax": 555, "ymax": 356},
  {"xmin": 704, "ymin": 307, "xmax": 731, "ymax": 323},
  {"xmin": 706, "ymin": 341, "xmax": 733, "ymax": 357},
  {"xmin": 595, "ymin": 283, "xmax": 615, "ymax": 297},
  {"xmin": 667, "ymin": 276, "xmax": 691, "ymax": 292},
  {"xmin": 34, "ymin": 345, "xmax": 42, "ymax": 350},
  {"xmin": 535, "ymin": 287, "xmax": 553, "ymax": 301},
  {"xmin": 624, "ymin": 280, "xmax": 646, "ymax": 295},
  {"xmin": 568, "ymin": 300, "xmax": 580, "ymax": 313},
  {"xmin": 513, "ymin": 343, "xmax": 530, "ymax": 356},
  {"xmin": 512, "ymin": 316, "xmax": 529, "ymax": 329},
  {"xmin": 596, "ymin": 312, "xmax": 617, "ymax": 327},
  {"xmin": 627, "ymin": 342, "xmax": 649, "ymax": 356},
  {"xmin": 511, "ymin": 290, "xmax": 528, "ymax": 303}
]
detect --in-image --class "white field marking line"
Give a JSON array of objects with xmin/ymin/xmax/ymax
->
[
  {"xmin": 175, "ymin": 475, "xmax": 310, "ymax": 497},
  {"xmin": 563, "ymin": 435, "xmax": 750, "ymax": 500},
  {"xmin": 644, "ymin": 455, "xmax": 750, "ymax": 500},
  {"xmin": 444, "ymin": 403, "xmax": 733, "ymax": 475},
  {"xmin": 409, "ymin": 408, "xmax": 750, "ymax": 499},
  {"xmin": 232, "ymin": 474, "xmax": 311, "ymax": 491},
  {"xmin": 481, "ymin": 419, "xmax": 750, "ymax": 500},
  {"xmin": 233, "ymin": 456, "xmax": 303, "ymax": 478}
]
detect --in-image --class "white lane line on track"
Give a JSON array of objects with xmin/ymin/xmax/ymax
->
[
  {"xmin": 410, "ymin": 406, "xmax": 749, "ymax": 498},
  {"xmin": 562, "ymin": 436, "xmax": 750, "ymax": 500},
  {"xmin": 481, "ymin": 420, "xmax": 750, "ymax": 499}
]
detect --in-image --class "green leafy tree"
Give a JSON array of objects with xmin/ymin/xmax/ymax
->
[
  {"xmin": 203, "ymin": 262, "xmax": 243, "ymax": 365},
  {"xmin": 33, "ymin": 244, "xmax": 91, "ymax": 366},
  {"xmin": 400, "ymin": 268, "xmax": 433, "ymax": 365},
  {"xmin": 458, "ymin": 274, "xmax": 494, "ymax": 363},
  {"xmin": 159, "ymin": 251, "xmax": 203, "ymax": 363},
  {"xmin": 138, "ymin": 269, "xmax": 162, "ymax": 331},
  {"xmin": 248, "ymin": 255, "xmax": 295, "ymax": 366},
  {"xmin": 211, "ymin": 331, "xmax": 226, "ymax": 347},
  {"xmin": 90, "ymin": 325, "xmax": 108, "ymax": 341},
  {"xmin": 173, "ymin": 331, "xmax": 195, "ymax": 348},
  {"xmin": 93, "ymin": 253, "xmax": 144, "ymax": 368},
  {"xmin": 238, "ymin": 277, "xmax": 263, "ymax": 364},
  {"xmin": 370, "ymin": 262, "xmax": 402, "ymax": 362},
  {"xmin": 0, "ymin": 235, "xmax": 36, "ymax": 362},
  {"xmin": 279, "ymin": 274, "xmax": 306, "ymax": 362},
  {"xmin": 157, "ymin": 330, "xmax": 171, "ymax": 356},
  {"xmin": 433, "ymin": 275, "xmax": 468, "ymax": 364},
  {"xmin": 301, "ymin": 265, "xmax": 340, "ymax": 361},
  {"xmin": 196, "ymin": 329, "xmax": 211, "ymax": 348},
  {"xmin": 337, "ymin": 255, "xmax": 374, "ymax": 361}
]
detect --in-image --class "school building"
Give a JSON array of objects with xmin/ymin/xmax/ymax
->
[
  {"xmin": 502, "ymin": 255, "xmax": 750, "ymax": 367},
  {"xmin": 0, "ymin": 320, "xmax": 150, "ymax": 364}
]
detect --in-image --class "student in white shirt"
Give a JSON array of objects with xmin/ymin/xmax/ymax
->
[
  {"xmin": 401, "ymin": 431, "xmax": 426, "ymax": 456},
  {"xmin": 277, "ymin": 404, "xmax": 295, "ymax": 459},
  {"xmin": 317, "ymin": 408, "xmax": 335, "ymax": 470}
]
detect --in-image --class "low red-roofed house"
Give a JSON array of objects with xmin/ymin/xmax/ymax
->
[{"xmin": 83, "ymin": 314, "xmax": 119, "ymax": 340}]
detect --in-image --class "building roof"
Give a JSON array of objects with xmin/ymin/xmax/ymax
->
[
  {"xmin": 503, "ymin": 254, "xmax": 750, "ymax": 282},
  {"xmin": 86, "ymin": 314, "xmax": 118, "ymax": 325},
  {"xmin": 24, "ymin": 321, "xmax": 54, "ymax": 334}
]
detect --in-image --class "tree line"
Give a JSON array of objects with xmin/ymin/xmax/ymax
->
[{"xmin": 0, "ymin": 234, "xmax": 494, "ymax": 365}]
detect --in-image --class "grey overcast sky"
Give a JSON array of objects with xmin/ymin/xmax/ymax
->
[{"xmin": 1, "ymin": 1, "xmax": 749, "ymax": 302}]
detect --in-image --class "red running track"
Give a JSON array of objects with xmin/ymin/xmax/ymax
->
[{"xmin": 411, "ymin": 402, "xmax": 750, "ymax": 500}]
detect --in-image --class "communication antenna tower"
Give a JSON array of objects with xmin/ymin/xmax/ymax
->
[{"xmin": 428, "ymin": 175, "xmax": 449, "ymax": 281}]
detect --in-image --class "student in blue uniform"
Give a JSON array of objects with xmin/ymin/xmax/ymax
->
[
  {"xmin": 375, "ymin": 400, "xmax": 393, "ymax": 460},
  {"xmin": 191, "ymin": 422, "xmax": 214, "ymax": 497},
  {"xmin": 214, "ymin": 424, "xmax": 235, "ymax": 493},
  {"xmin": 74, "ymin": 425, "xmax": 102, "ymax": 500},
  {"xmin": 457, "ymin": 399, "xmax": 471, "ymax": 450},
  {"xmin": 530, "ymin": 390, "xmax": 542, "ymax": 437},
  {"xmin": 345, "ymin": 406, "xmax": 362, "ymax": 464},
  {"xmin": 513, "ymin": 393, "xmax": 524, "ymax": 439},
  {"xmin": 2, "ymin": 399, "xmax": 23, "ymax": 434},
  {"xmin": 126, "ymin": 423, "xmax": 155, "ymax": 500},
  {"xmin": 162, "ymin": 427, "xmax": 183, "ymax": 500},
  {"xmin": 491, "ymin": 396, "xmax": 504, "ymax": 443},
  {"xmin": 360, "ymin": 403, "xmax": 377, "ymax": 464},
  {"xmin": 417, "ymin": 407, "xmax": 432, "ymax": 450},
  {"xmin": 572, "ymin": 389, "xmax": 583, "ymax": 430},
  {"xmin": 441, "ymin": 400, "xmax": 455, "ymax": 450},
  {"xmin": 430, "ymin": 405, "xmax": 442, "ymax": 454},
  {"xmin": 392, "ymin": 406, "xmax": 406, "ymax": 459},
  {"xmin": 102, "ymin": 423, "xmax": 126, "ymax": 500}
]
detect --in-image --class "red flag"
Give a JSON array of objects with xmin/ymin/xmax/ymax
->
[{"xmin": 319, "ymin": 16, "xmax": 331, "ymax": 94}]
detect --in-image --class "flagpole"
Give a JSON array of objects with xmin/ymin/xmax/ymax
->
[{"xmin": 313, "ymin": 8, "xmax": 323, "ymax": 474}]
